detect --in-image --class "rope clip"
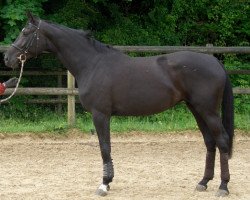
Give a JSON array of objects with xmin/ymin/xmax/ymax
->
[{"xmin": 17, "ymin": 54, "xmax": 27, "ymax": 65}]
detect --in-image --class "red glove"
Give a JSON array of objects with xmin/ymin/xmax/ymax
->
[{"xmin": 0, "ymin": 83, "xmax": 6, "ymax": 95}]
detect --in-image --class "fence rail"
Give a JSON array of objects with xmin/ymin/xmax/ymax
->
[
  {"xmin": 0, "ymin": 69, "xmax": 249, "ymax": 76},
  {"xmin": 2, "ymin": 87, "xmax": 249, "ymax": 96},
  {"xmin": 0, "ymin": 44, "xmax": 249, "ymax": 125},
  {"xmin": 0, "ymin": 70, "xmax": 66, "ymax": 76},
  {"xmin": 115, "ymin": 45, "xmax": 250, "ymax": 54},
  {"xmin": 1, "ymin": 45, "xmax": 250, "ymax": 54}
]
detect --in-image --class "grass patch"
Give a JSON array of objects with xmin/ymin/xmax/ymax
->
[
  {"xmin": 0, "ymin": 105, "xmax": 249, "ymax": 134},
  {"xmin": 0, "ymin": 115, "xmax": 68, "ymax": 134}
]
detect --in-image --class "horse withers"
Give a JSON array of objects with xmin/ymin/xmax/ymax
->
[{"xmin": 4, "ymin": 13, "xmax": 234, "ymax": 197}]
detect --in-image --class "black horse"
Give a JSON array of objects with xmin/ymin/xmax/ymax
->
[{"xmin": 4, "ymin": 13, "xmax": 234, "ymax": 197}]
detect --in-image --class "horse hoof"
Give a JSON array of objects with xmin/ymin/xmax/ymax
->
[
  {"xmin": 96, "ymin": 189, "xmax": 108, "ymax": 196},
  {"xmin": 96, "ymin": 184, "xmax": 109, "ymax": 196},
  {"xmin": 196, "ymin": 184, "xmax": 207, "ymax": 191},
  {"xmin": 215, "ymin": 189, "xmax": 229, "ymax": 197}
]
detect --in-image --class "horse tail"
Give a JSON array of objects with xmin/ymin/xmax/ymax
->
[{"xmin": 222, "ymin": 74, "xmax": 234, "ymax": 159}]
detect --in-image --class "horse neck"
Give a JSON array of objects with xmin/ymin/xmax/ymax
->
[{"xmin": 41, "ymin": 22, "xmax": 99, "ymax": 78}]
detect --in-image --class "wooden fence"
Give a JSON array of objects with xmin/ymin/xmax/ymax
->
[{"xmin": 0, "ymin": 45, "xmax": 250, "ymax": 125}]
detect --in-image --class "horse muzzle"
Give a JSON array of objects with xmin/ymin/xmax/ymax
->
[{"xmin": 4, "ymin": 53, "xmax": 22, "ymax": 69}]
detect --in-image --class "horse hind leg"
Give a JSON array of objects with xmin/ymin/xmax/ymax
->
[
  {"xmin": 187, "ymin": 104, "xmax": 216, "ymax": 191},
  {"xmin": 206, "ymin": 115, "xmax": 230, "ymax": 197},
  {"xmin": 191, "ymin": 104, "xmax": 230, "ymax": 196}
]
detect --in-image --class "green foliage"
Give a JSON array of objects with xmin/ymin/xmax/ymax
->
[
  {"xmin": 94, "ymin": 0, "xmax": 250, "ymax": 46},
  {"xmin": 0, "ymin": 0, "xmax": 48, "ymax": 44},
  {"xmin": 0, "ymin": 96, "xmax": 49, "ymax": 121},
  {"xmin": 45, "ymin": 0, "xmax": 96, "ymax": 29},
  {"xmin": 1, "ymin": 0, "xmax": 249, "ymax": 45}
]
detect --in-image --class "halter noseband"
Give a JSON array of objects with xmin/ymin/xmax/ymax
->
[{"xmin": 11, "ymin": 20, "xmax": 41, "ymax": 59}]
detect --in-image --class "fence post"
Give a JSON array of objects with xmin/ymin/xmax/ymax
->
[
  {"xmin": 57, "ymin": 68, "xmax": 63, "ymax": 114},
  {"xmin": 206, "ymin": 43, "xmax": 214, "ymax": 55},
  {"xmin": 67, "ymin": 71, "xmax": 75, "ymax": 126}
]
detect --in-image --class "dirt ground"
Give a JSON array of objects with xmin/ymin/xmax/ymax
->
[{"xmin": 0, "ymin": 131, "xmax": 249, "ymax": 200}]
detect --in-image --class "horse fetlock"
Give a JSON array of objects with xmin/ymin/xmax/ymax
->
[
  {"xmin": 196, "ymin": 178, "xmax": 211, "ymax": 192},
  {"xmin": 219, "ymin": 181, "xmax": 229, "ymax": 190}
]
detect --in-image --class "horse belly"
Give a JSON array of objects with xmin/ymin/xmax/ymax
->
[{"xmin": 113, "ymin": 87, "xmax": 180, "ymax": 116}]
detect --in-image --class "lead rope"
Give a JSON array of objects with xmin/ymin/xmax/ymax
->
[{"xmin": 0, "ymin": 54, "xmax": 26, "ymax": 104}]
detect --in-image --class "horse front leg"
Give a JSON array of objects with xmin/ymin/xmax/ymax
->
[{"xmin": 92, "ymin": 111, "xmax": 114, "ymax": 196}]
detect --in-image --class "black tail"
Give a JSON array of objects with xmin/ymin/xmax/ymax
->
[{"xmin": 222, "ymin": 75, "xmax": 234, "ymax": 159}]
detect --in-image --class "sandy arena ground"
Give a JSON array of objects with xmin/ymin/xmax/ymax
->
[{"xmin": 0, "ymin": 131, "xmax": 249, "ymax": 200}]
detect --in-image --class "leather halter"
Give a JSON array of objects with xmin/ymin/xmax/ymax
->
[{"xmin": 11, "ymin": 20, "xmax": 41, "ymax": 59}]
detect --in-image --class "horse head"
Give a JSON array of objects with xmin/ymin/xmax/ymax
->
[{"xmin": 4, "ymin": 12, "xmax": 47, "ymax": 69}]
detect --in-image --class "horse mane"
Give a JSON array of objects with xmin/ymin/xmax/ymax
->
[
  {"xmin": 44, "ymin": 20, "xmax": 118, "ymax": 53},
  {"xmin": 83, "ymin": 31, "xmax": 117, "ymax": 53}
]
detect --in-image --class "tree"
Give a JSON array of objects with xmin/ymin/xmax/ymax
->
[{"xmin": 0, "ymin": 0, "xmax": 47, "ymax": 44}]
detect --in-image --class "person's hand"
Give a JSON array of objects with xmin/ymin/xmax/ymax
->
[
  {"xmin": 0, "ymin": 83, "xmax": 6, "ymax": 95},
  {"xmin": 3, "ymin": 77, "xmax": 18, "ymax": 88}
]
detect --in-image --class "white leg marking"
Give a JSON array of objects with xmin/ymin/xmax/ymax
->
[{"xmin": 98, "ymin": 184, "xmax": 108, "ymax": 192}]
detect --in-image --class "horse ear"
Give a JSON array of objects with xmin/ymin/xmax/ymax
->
[{"xmin": 26, "ymin": 11, "xmax": 37, "ymax": 23}]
